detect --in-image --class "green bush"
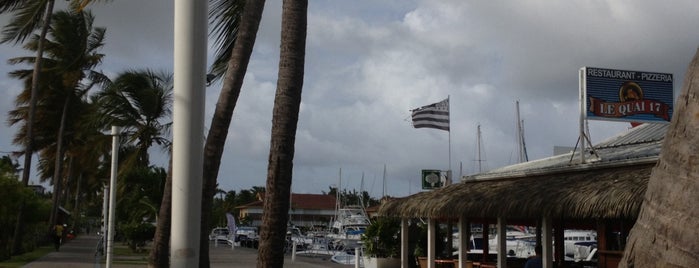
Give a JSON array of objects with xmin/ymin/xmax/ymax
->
[
  {"xmin": 120, "ymin": 222, "xmax": 155, "ymax": 252},
  {"xmin": 361, "ymin": 217, "xmax": 401, "ymax": 258},
  {"xmin": 0, "ymin": 171, "xmax": 50, "ymax": 260}
]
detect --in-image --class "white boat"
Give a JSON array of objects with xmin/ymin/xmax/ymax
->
[
  {"xmin": 326, "ymin": 169, "xmax": 372, "ymax": 244},
  {"xmin": 453, "ymin": 227, "xmax": 597, "ymax": 260},
  {"xmin": 563, "ymin": 230, "xmax": 597, "ymax": 261},
  {"xmin": 295, "ymin": 236, "xmax": 345, "ymax": 257},
  {"xmin": 287, "ymin": 225, "xmax": 313, "ymax": 248},
  {"xmin": 327, "ymin": 205, "xmax": 371, "ymax": 240},
  {"xmin": 330, "ymin": 250, "xmax": 362, "ymax": 266}
]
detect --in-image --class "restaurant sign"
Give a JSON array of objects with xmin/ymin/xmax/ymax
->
[{"xmin": 582, "ymin": 67, "xmax": 674, "ymax": 123}]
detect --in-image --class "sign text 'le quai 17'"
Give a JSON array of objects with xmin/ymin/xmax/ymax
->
[{"xmin": 582, "ymin": 67, "xmax": 674, "ymax": 123}]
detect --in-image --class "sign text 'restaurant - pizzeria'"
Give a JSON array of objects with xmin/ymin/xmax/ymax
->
[{"xmin": 584, "ymin": 67, "xmax": 674, "ymax": 123}]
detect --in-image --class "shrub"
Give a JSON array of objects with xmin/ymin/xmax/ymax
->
[
  {"xmin": 361, "ymin": 217, "xmax": 401, "ymax": 258},
  {"xmin": 120, "ymin": 222, "xmax": 155, "ymax": 252}
]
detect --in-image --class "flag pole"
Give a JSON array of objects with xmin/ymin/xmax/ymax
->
[{"xmin": 447, "ymin": 95, "xmax": 452, "ymax": 185}]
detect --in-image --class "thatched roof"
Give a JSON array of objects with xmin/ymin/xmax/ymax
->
[
  {"xmin": 379, "ymin": 163, "xmax": 653, "ymax": 220},
  {"xmin": 380, "ymin": 123, "xmax": 667, "ymax": 221}
]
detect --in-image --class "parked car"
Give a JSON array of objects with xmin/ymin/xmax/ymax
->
[
  {"xmin": 235, "ymin": 226, "xmax": 258, "ymax": 241},
  {"xmin": 236, "ymin": 226, "xmax": 260, "ymax": 248},
  {"xmin": 208, "ymin": 227, "xmax": 230, "ymax": 241}
]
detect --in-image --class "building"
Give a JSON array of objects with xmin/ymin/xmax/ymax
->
[
  {"xmin": 379, "ymin": 123, "xmax": 667, "ymax": 268},
  {"xmin": 236, "ymin": 193, "xmax": 336, "ymax": 227}
]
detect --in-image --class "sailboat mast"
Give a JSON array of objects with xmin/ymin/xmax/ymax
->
[
  {"xmin": 516, "ymin": 101, "xmax": 529, "ymax": 163},
  {"xmin": 382, "ymin": 164, "xmax": 387, "ymax": 198},
  {"xmin": 477, "ymin": 124, "xmax": 482, "ymax": 173},
  {"xmin": 360, "ymin": 172, "xmax": 366, "ymax": 208},
  {"xmin": 336, "ymin": 168, "xmax": 341, "ymax": 214}
]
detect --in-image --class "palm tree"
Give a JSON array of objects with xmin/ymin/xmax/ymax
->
[
  {"xmin": 3, "ymin": 1, "xmax": 56, "ymax": 256},
  {"xmin": 257, "ymin": 0, "xmax": 307, "ymax": 266},
  {"xmin": 197, "ymin": 0, "xmax": 266, "ymax": 266},
  {"xmin": 93, "ymin": 70, "xmax": 172, "ymax": 167},
  {"xmin": 619, "ymin": 49, "xmax": 699, "ymax": 267},
  {"xmin": 1, "ymin": 0, "xmax": 108, "ymax": 193},
  {"xmin": 92, "ymin": 70, "xmax": 173, "ymax": 266},
  {"xmin": 149, "ymin": 156, "xmax": 172, "ymax": 268},
  {"xmin": 6, "ymin": 8, "xmax": 107, "ymax": 253}
]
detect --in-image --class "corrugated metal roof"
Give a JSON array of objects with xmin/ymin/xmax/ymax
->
[
  {"xmin": 595, "ymin": 123, "xmax": 667, "ymax": 148},
  {"xmin": 463, "ymin": 123, "xmax": 668, "ymax": 180}
]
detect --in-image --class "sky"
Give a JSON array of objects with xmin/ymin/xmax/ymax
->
[{"xmin": 1, "ymin": 0, "xmax": 698, "ymax": 199}]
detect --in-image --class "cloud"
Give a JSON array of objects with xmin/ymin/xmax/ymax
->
[{"xmin": 1, "ymin": 0, "xmax": 698, "ymax": 197}]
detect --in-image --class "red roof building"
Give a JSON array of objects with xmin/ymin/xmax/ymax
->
[{"xmin": 236, "ymin": 193, "xmax": 337, "ymax": 227}]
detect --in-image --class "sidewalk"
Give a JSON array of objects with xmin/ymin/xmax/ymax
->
[
  {"xmin": 22, "ymin": 235, "xmax": 104, "ymax": 268},
  {"xmin": 22, "ymin": 235, "xmax": 350, "ymax": 267}
]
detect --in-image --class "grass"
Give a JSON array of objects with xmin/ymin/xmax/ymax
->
[
  {"xmin": 0, "ymin": 243, "xmax": 150, "ymax": 267},
  {"xmin": 0, "ymin": 246, "xmax": 54, "ymax": 268},
  {"xmin": 98, "ymin": 244, "xmax": 150, "ymax": 265}
]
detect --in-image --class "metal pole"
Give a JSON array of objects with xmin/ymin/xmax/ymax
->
[
  {"xmin": 100, "ymin": 182, "xmax": 108, "ymax": 255},
  {"xmin": 447, "ymin": 96, "xmax": 451, "ymax": 182},
  {"xmin": 401, "ymin": 219, "xmax": 409, "ymax": 268},
  {"xmin": 428, "ymin": 218, "xmax": 436, "ymax": 268},
  {"xmin": 106, "ymin": 126, "xmax": 120, "ymax": 268},
  {"xmin": 579, "ymin": 67, "xmax": 586, "ymax": 164},
  {"xmin": 171, "ymin": 0, "xmax": 207, "ymax": 266}
]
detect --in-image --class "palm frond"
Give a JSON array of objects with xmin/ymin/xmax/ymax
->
[
  {"xmin": 0, "ymin": 0, "xmax": 30, "ymax": 13},
  {"xmin": 0, "ymin": 0, "xmax": 49, "ymax": 45},
  {"xmin": 208, "ymin": 0, "xmax": 244, "ymax": 82}
]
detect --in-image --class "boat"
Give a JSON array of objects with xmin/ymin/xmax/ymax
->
[
  {"xmin": 295, "ymin": 236, "xmax": 345, "ymax": 257},
  {"xmin": 453, "ymin": 227, "xmax": 597, "ymax": 261},
  {"xmin": 286, "ymin": 225, "xmax": 313, "ymax": 251},
  {"xmin": 325, "ymin": 169, "xmax": 371, "ymax": 245},
  {"xmin": 563, "ymin": 230, "xmax": 597, "ymax": 261},
  {"xmin": 330, "ymin": 249, "xmax": 362, "ymax": 265},
  {"xmin": 328, "ymin": 205, "xmax": 371, "ymax": 240}
]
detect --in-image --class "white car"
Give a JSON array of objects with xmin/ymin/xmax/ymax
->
[
  {"xmin": 235, "ymin": 226, "xmax": 258, "ymax": 241},
  {"xmin": 208, "ymin": 227, "xmax": 230, "ymax": 241}
]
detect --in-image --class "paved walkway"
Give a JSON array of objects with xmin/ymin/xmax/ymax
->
[{"xmin": 22, "ymin": 235, "xmax": 351, "ymax": 267}]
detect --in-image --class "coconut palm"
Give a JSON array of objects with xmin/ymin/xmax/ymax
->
[
  {"xmin": 6, "ymin": 8, "xmax": 107, "ymax": 253},
  {"xmin": 149, "ymin": 156, "xmax": 172, "ymax": 268},
  {"xmin": 93, "ymin": 69, "xmax": 173, "ymax": 266},
  {"xmin": 257, "ymin": 0, "xmax": 307, "ymax": 266},
  {"xmin": 2, "ymin": 0, "xmax": 107, "ymax": 256},
  {"xmin": 93, "ymin": 70, "xmax": 173, "ymax": 168},
  {"xmin": 197, "ymin": 0, "xmax": 266, "ymax": 266},
  {"xmin": 0, "ymin": 0, "xmax": 108, "ymax": 190},
  {"xmin": 619, "ymin": 49, "xmax": 699, "ymax": 267}
]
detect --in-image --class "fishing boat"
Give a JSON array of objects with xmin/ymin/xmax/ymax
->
[
  {"xmin": 326, "ymin": 169, "xmax": 371, "ymax": 245},
  {"xmin": 328, "ymin": 205, "xmax": 371, "ymax": 240}
]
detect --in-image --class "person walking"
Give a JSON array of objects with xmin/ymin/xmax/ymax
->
[{"xmin": 53, "ymin": 223, "xmax": 64, "ymax": 251}]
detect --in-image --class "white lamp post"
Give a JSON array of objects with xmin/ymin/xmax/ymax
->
[
  {"xmin": 106, "ymin": 126, "xmax": 120, "ymax": 268},
  {"xmin": 171, "ymin": 0, "xmax": 207, "ymax": 266}
]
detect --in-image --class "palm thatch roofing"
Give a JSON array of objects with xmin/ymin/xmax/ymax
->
[
  {"xmin": 379, "ymin": 163, "xmax": 652, "ymax": 220},
  {"xmin": 379, "ymin": 123, "xmax": 668, "ymax": 220}
]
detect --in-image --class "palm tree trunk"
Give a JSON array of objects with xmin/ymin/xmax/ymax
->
[
  {"xmin": 619, "ymin": 48, "xmax": 699, "ymax": 267},
  {"xmin": 49, "ymin": 96, "xmax": 70, "ymax": 231},
  {"xmin": 149, "ymin": 156, "xmax": 172, "ymax": 268},
  {"xmin": 199, "ymin": 1, "xmax": 266, "ymax": 267},
  {"xmin": 257, "ymin": 0, "xmax": 306, "ymax": 266},
  {"xmin": 12, "ymin": 0, "xmax": 55, "ymax": 255}
]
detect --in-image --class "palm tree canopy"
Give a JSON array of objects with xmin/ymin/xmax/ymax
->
[
  {"xmin": 1, "ymin": 0, "xmax": 50, "ymax": 44},
  {"xmin": 7, "ymin": 10, "xmax": 107, "ymax": 151},
  {"xmin": 207, "ymin": 0, "xmax": 243, "ymax": 83},
  {"xmin": 93, "ymin": 70, "xmax": 173, "ymax": 166}
]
